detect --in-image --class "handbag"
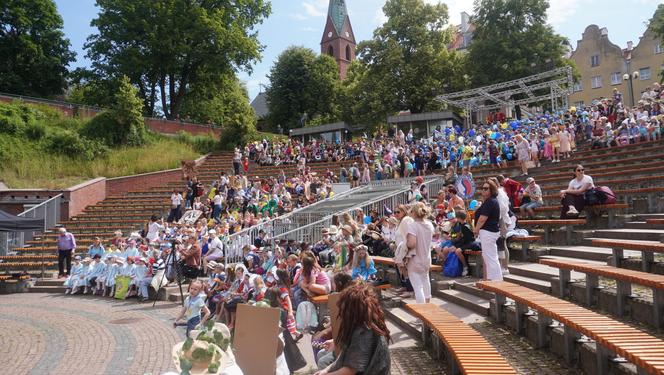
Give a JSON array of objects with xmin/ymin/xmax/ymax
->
[{"xmin": 584, "ymin": 188, "xmax": 606, "ymax": 206}]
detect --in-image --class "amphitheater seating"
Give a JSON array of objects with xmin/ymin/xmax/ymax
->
[
  {"xmin": 516, "ymin": 204, "xmax": 627, "ymax": 226},
  {"xmin": 477, "ymin": 280, "xmax": 664, "ymax": 374},
  {"xmin": 373, "ymin": 256, "xmax": 442, "ymax": 272},
  {"xmin": 310, "ymin": 283, "xmax": 392, "ymax": 305},
  {"xmin": 590, "ymin": 238, "xmax": 664, "ymax": 272},
  {"xmin": 405, "ymin": 303, "xmax": 516, "ymax": 374},
  {"xmin": 517, "ymin": 219, "xmax": 586, "ymax": 244},
  {"xmin": 539, "ymin": 258, "xmax": 664, "ymax": 330}
]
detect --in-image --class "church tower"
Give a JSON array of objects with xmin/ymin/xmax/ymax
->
[{"xmin": 320, "ymin": 0, "xmax": 356, "ymax": 80}]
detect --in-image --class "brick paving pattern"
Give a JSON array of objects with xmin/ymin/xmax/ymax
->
[{"xmin": 471, "ymin": 321, "xmax": 582, "ymax": 375}]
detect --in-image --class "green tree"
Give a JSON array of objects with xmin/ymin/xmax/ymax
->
[
  {"xmin": 650, "ymin": 4, "xmax": 664, "ymax": 81},
  {"xmin": 467, "ymin": 0, "xmax": 571, "ymax": 87},
  {"xmin": 266, "ymin": 47, "xmax": 341, "ymax": 131},
  {"xmin": 84, "ymin": 0, "xmax": 270, "ymax": 119},
  {"xmin": 341, "ymin": 0, "xmax": 466, "ymax": 128},
  {"xmin": 180, "ymin": 73, "xmax": 257, "ymax": 150},
  {"xmin": 0, "ymin": 0, "xmax": 76, "ymax": 96}
]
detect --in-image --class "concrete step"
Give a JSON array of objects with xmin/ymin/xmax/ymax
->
[
  {"xmin": 623, "ymin": 221, "xmax": 663, "ymax": 230},
  {"xmin": 433, "ymin": 289, "xmax": 490, "ymax": 316},
  {"xmin": 633, "ymin": 213, "xmax": 664, "ymax": 221},
  {"xmin": 452, "ymin": 281, "xmax": 494, "ymax": 300},
  {"xmin": 507, "ymin": 262, "xmax": 586, "ymax": 282},
  {"xmin": 503, "ymin": 274, "xmax": 551, "ymax": 294},
  {"xmin": 384, "ymin": 306, "xmax": 421, "ymax": 339},
  {"xmin": 547, "ymin": 246, "xmax": 614, "ymax": 262},
  {"xmin": 29, "ymin": 285, "xmax": 65, "ymax": 293},
  {"xmin": 591, "ymin": 228, "xmax": 664, "ymax": 242},
  {"xmin": 35, "ymin": 278, "xmax": 66, "ymax": 287}
]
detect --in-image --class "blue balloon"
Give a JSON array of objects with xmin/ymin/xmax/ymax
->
[
  {"xmin": 506, "ymin": 153, "xmax": 514, "ymax": 161},
  {"xmin": 469, "ymin": 129, "xmax": 476, "ymax": 137},
  {"xmin": 496, "ymin": 156, "xmax": 502, "ymax": 163},
  {"xmin": 364, "ymin": 216, "xmax": 371, "ymax": 225},
  {"xmin": 490, "ymin": 132, "xmax": 498, "ymax": 140},
  {"xmin": 447, "ymin": 211, "xmax": 456, "ymax": 219},
  {"xmin": 469, "ymin": 200, "xmax": 479, "ymax": 210}
]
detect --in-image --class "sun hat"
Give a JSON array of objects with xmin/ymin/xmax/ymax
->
[
  {"xmin": 526, "ymin": 177, "xmax": 535, "ymax": 184},
  {"xmin": 327, "ymin": 225, "xmax": 339, "ymax": 236}
]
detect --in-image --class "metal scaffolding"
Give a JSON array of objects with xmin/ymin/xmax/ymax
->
[{"xmin": 437, "ymin": 66, "xmax": 574, "ymax": 124}]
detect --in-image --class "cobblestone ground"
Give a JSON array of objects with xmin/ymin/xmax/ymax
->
[
  {"xmin": 471, "ymin": 321, "xmax": 582, "ymax": 375},
  {"xmin": 0, "ymin": 293, "xmax": 182, "ymax": 375}
]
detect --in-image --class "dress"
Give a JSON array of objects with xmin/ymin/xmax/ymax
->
[{"xmin": 559, "ymin": 132, "xmax": 571, "ymax": 153}]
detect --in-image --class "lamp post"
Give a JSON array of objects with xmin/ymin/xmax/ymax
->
[{"xmin": 623, "ymin": 71, "xmax": 639, "ymax": 107}]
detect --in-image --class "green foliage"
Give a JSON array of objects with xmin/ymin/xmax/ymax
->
[
  {"xmin": 341, "ymin": 0, "xmax": 466, "ymax": 129},
  {"xmin": 24, "ymin": 122, "xmax": 46, "ymax": 140},
  {"xmin": 651, "ymin": 5, "xmax": 664, "ymax": 82},
  {"xmin": 266, "ymin": 47, "xmax": 341, "ymax": 131},
  {"xmin": 467, "ymin": 0, "xmax": 572, "ymax": 87},
  {"xmin": 208, "ymin": 362, "xmax": 219, "ymax": 373},
  {"xmin": 179, "ymin": 73, "xmax": 257, "ymax": 151},
  {"xmin": 81, "ymin": 76, "xmax": 147, "ymax": 147},
  {"xmin": 174, "ymin": 131, "xmax": 220, "ymax": 154},
  {"xmin": 44, "ymin": 128, "xmax": 108, "ymax": 161},
  {"xmin": 83, "ymin": 0, "xmax": 271, "ymax": 119},
  {"xmin": 182, "ymin": 337, "xmax": 193, "ymax": 352},
  {"xmin": 0, "ymin": 0, "xmax": 76, "ymax": 97}
]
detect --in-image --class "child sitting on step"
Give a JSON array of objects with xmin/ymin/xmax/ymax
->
[
  {"xmin": 64, "ymin": 255, "xmax": 83, "ymax": 295},
  {"xmin": 70, "ymin": 257, "xmax": 92, "ymax": 295},
  {"xmin": 104, "ymin": 256, "xmax": 121, "ymax": 297},
  {"xmin": 95, "ymin": 256, "xmax": 114, "ymax": 295}
]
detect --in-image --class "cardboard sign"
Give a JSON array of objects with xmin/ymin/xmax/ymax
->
[
  {"xmin": 234, "ymin": 304, "xmax": 281, "ymax": 375},
  {"xmin": 114, "ymin": 275, "xmax": 131, "ymax": 299}
]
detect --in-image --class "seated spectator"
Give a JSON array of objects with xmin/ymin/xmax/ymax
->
[
  {"xmin": 351, "ymin": 245, "xmax": 377, "ymax": 281},
  {"xmin": 520, "ymin": 177, "xmax": 543, "ymax": 218},
  {"xmin": 560, "ymin": 165, "xmax": 594, "ymax": 218}
]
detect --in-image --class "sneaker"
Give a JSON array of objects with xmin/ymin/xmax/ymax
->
[
  {"xmin": 502, "ymin": 269, "xmax": 510, "ymax": 275},
  {"xmin": 462, "ymin": 267, "xmax": 469, "ymax": 277},
  {"xmin": 566, "ymin": 206, "xmax": 579, "ymax": 215},
  {"xmin": 64, "ymin": 289, "xmax": 70, "ymax": 295}
]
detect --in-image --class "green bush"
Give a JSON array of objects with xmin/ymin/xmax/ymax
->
[
  {"xmin": 0, "ymin": 104, "xmax": 27, "ymax": 134},
  {"xmin": 175, "ymin": 131, "xmax": 220, "ymax": 153},
  {"xmin": 44, "ymin": 129, "xmax": 108, "ymax": 160},
  {"xmin": 24, "ymin": 122, "xmax": 47, "ymax": 140}
]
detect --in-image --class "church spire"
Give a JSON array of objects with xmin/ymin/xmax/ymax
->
[{"xmin": 320, "ymin": 0, "xmax": 356, "ymax": 80}]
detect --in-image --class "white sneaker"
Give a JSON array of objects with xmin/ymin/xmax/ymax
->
[
  {"xmin": 462, "ymin": 267, "xmax": 469, "ymax": 277},
  {"xmin": 567, "ymin": 206, "xmax": 579, "ymax": 215},
  {"xmin": 64, "ymin": 289, "xmax": 70, "ymax": 295},
  {"xmin": 502, "ymin": 269, "xmax": 510, "ymax": 275}
]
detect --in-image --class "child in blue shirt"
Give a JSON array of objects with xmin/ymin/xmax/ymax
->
[{"xmin": 174, "ymin": 279, "xmax": 210, "ymax": 337}]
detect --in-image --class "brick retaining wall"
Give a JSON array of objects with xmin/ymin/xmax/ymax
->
[
  {"xmin": 63, "ymin": 178, "xmax": 107, "ymax": 219},
  {"xmin": 106, "ymin": 169, "xmax": 183, "ymax": 197}
]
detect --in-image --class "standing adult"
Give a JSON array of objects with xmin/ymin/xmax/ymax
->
[
  {"xmin": 473, "ymin": 180, "xmax": 503, "ymax": 281},
  {"xmin": 168, "ymin": 189, "xmax": 183, "ymax": 223},
  {"xmin": 560, "ymin": 165, "xmax": 594, "ymax": 218},
  {"xmin": 405, "ymin": 202, "xmax": 434, "ymax": 303},
  {"xmin": 57, "ymin": 227, "xmax": 77, "ymax": 278},
  {"xmin": 393, "ymin": 204, "xmax": 414, "ymax": 298},
  {"xmin": 515, "ymin": 135, "xmax": 531, "ymax": 176},
  {"xmin": 233, "ymin": 148, "xmax": 242, "ymax": 176}
]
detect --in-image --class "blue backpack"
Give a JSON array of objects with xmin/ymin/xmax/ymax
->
[{"xmin": 443, "ymin": 252, "xmax": 463, "ymax": 277}]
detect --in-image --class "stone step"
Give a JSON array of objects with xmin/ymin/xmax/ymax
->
[
  {"xmin": 433, "ymin": 289, "xmax": 490, "ymax": 316},
  {"xmin": 623, "ymin": 221, "xmax": 663, "ymax": 230},
  {"xmin": 502, "ymin": 274, "xmax": 551, "ymax": 294},
  {"xmin": 451, "ymin": 281, "xmax": 494, "ymax": 300},
  {"xmin": 633, "ymin": 213, "xmax": 664, "ymax": 221},
  {"xmin": 547, "ymin": 246, "xmax": 615, "ymax": 262},
  {"xmin": 29, "ymin": 285, "xmax": 66, "ymax": 293},
  {"xmin": 384, "ymin": 306, "xmax": 421, "ymax": 339},
  {"xmin": 507, "ymin": 261, "xmax": 586, "ymax": 282},
  {"xmin": 591, "ymin": 228, "xmax": 664, "ymax": 242},
  {"xmin": 35, "ymin": 278, "xmax": 66, "ymax": 287}
]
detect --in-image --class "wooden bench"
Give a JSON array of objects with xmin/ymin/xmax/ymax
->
[
  {"xmin": 540, "ymin": 258, "xmax": 664, "ymax": 330},
  {"xmin": 310, "ymin": 283, "xmax": 392, "ymax": 305},
  {"xmin": 517, "ymin": 219, "xmax": 586, "ymax": 245},
  {"xmin": 373, "ymin": 256, "xmax": 443, "ymax": 272},
  {"xmin": 509, "ymin": 235, "xmax": 541, "ymax": 261},
  {"xmin": 477, "ymin": 280, "xmax": 664, "ymax": 374},
  {"xmin": 591, "ymin": 239, "xmax": 664, "ymax": 273},
  {"xmin": 405, "ymin": 303, "xmax": 516, "ymax": 375},
  {"xmin": 646, "ymin": 219, "xmax": 664, "ymax": 225}
]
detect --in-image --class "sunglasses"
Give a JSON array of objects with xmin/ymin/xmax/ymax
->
[
  {"xmin": 481, "ymin": 186, "xmax": 490, "ymax": 191},
  {"xmin": 576, "ymin": 169, "xmax": 584, "ymax": 172}
]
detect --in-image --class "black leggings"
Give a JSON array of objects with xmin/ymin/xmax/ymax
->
[{"xmin": 560, "ymin": 194, "xmax": 585, "ymax": 219}]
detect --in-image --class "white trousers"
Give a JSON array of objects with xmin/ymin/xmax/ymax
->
[
  {"xmin": 407, "ymin": 266, "xmax": 431, "ymax": 303},
  {"xmin": 479, "ymin": 229, "xmax": 503, "ymax": 281}
]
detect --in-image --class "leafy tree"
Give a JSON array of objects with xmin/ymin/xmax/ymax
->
[
  {"xmin": 266, "ymin": 47, "xmax": 341, "ymax": 131},
  {"xmin": 84, "ymin": 0, "xmax": 270, "ymax": 119},
  {"xmin": 467, "ymin": 0, "xmax": 571, "ymax": 87},
  {"xmin": 341, "ymin": 0, "xmax": 466, "ymax": 128},
  {"xmin": 180, "ymin": 73, "xmax": 257, "ymax": 150},
  {"xmin": 0, "ymin": 0, "xmax": 76, "ymax": 96},
  {"xmin": 81, "ymin": 75, "xmax": 147, "ymax": 146},
  {"xmin": 650, "ymin": 4, "xmax": 664, "ymax": 81}
]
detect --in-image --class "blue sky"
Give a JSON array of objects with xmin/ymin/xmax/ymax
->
[{"xmin": 55, "ymin": 0, "xmax": 664, "ymax": 101}]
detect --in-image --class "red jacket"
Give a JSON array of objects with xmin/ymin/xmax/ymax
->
[{"xmin": 503, "ymin": 178, "xmax": 523, "ymax": 207}]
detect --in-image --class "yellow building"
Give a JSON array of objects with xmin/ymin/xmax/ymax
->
[{"xmin": 569, "ymin": 12, "xmax": 664, "ymax": 107}]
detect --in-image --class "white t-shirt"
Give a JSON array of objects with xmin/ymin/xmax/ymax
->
[
  {"xmin": 568, "ymin": 175, "xmax": 594, "ymax": 191},
  {"xmin": 147, "ymin": 221, "xmax": 163, "ymax": 241},
  {"xmin": 213, "ymin": 194, "xmax": 223, "ymax": 206},
  {"xmin": 171, "ymin": 193, "xmax": 182, "ymax": 207},
  {"xmin": 405, "ymin": 219, "xmax": 434, "ymax": 274},
  {"xmin": 207, "ymin": 237, "xmax": 224, "ymax": 258}
]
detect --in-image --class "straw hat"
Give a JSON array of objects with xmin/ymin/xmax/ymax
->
[{"xmin": 327, "ymin": 225, "xmax": 339, "ymax": 236}]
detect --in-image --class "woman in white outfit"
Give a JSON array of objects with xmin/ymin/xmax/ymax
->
[
  {"xmin": 473, "ymin": 180, "xmax": 503, "ymax": 281},
  {"xmin": 405, "ymin": 202, "xmax": 434, "ymax": 303}
]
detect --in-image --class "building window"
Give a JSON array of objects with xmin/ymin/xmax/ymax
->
[
  {"xmin": 610, "ymin": 72, "xmax": 621, "ymax": 85},
  {"xmin": 590, "ymin": 55, "xmax": 600, "ymax": 67},
  {"xmin": 640, "ymin": 67, "xmax": 651, "ymax": 80},
  {"xmin": 327, "ymin": 45, "xmax": 334, "ymax": 57},
  {"xmin": 591, "ymin": 75, "xmax": 602, "ymax": 89},
  {"xmin": 575, "ymin": 101, "xmax": 584, "ymax": 107},
  {"xmin": 345, "ymin": 45, "xmax": 351, "ymax": 61},
  {"xmin": 655, "ymin": 44, "xmax": 664, "ymax": 54},
  {"xmin": 573, "ymin": 81, "xmax": 583, "ymax": 92}
]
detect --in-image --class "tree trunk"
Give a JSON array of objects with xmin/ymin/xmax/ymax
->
[
  {"xmin": 160, "ymin": 75, "xmax": 169, "ymax": 119},
  {"xmin": 168, "ymin": 74, "xmax": 176, "ymax": 120}
]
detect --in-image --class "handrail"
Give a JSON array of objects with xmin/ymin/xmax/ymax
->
[{"xmin": 18, "ymin": 194, "xmax": 63, "ymax": 219}]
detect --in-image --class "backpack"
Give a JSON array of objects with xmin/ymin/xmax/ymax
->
[
  {"xmin": 443, "ymin": 252, "xmax": 463, "ymax": 277},
  {"xmin": 584, "ymin": 188, "xmax": 607, "ymax": 206},
  {"xmin": 596, "ymin": 186, "xmax": 616, "ymax": 204},
  {"xmin": 352, "ymin": 167, "xmax": 360, "ymax": 179}
]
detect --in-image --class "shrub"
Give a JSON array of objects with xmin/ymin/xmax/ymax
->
[
  {"xmin": 175, "ymin": 131, "xmax": 220, "ymax": 154},
  {"xmin": 0, "ymin": 104, "xmax": 27, "ymax": 134},
  {"xmin": 24, "ymin": 122, "xmax": 47, "ymax": 140},
  {"xmin": 44, "ymin": 129, "xmax": 107, "ymax": 160}
]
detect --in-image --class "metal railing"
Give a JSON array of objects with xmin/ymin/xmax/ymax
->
[
  {"xmin": 267, "ymin": 177, "xmax": 444, "ymax": 245},
  {"xmin": 222, "ymin": 184, "xmax": 370, "ymax": 262},
  {"xmin": 0, "ymin": 194, "xmax": 62, "ymax": 256}
]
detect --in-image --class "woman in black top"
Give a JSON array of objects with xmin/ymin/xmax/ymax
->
[{"xmin": 473, "ymin": 180, "xmax": 503, "ymax": 281}]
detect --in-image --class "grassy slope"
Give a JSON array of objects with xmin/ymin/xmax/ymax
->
[{"xmin": 1, "ymin": 135, "xmax": 202, "ymax": 189}]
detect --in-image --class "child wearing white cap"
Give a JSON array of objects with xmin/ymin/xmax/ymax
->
[{"xmin": 70, "ymin": 257, "xmax": 91, "ymax": 295}]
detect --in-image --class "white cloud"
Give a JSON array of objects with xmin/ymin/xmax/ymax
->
[
  {"xmin": 422, "ymin": 0, "xmax": 472, "ymax": 26},
  {"xmin": 547, "ymin": 0, "xmax": 581, "ymax": 27},
  {"xmin": 291, "ymin": 13, "xmax": 308, "ymax": 20},
  {"xmin": 374, "ymin": 8, "xmax": 388, "ymax": 25}
]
